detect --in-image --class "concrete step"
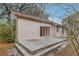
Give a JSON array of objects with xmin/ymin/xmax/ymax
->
[
  {"xmin": 57, "ymin": 42, "xmax": 69, "ymax": 51},
  {"xmin": 34, "ymin": 41, "xmax": 67, "ymax": 56},
  {"xmin": 14, "ymin": 48, "xmax": 22, "ymax": 56},
  {"xmin": 15, "ymin": 41, "xmax": 68, "ymax": 56},
  {"xmin": 18, "ymin": 40, "xmax": 67, "ymax": 55},
  {"xmin": 15, "ymin": 44, "xmax": 32, "ymax": 56}
]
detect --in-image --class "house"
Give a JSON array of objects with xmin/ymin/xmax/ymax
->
[
  {"xmin": 11, "ymin": 11, "xmax": 67, "ymax": 42},
  {"xmin": 11, "ymin": 11, "xmax": 68, "ymax": 56}
]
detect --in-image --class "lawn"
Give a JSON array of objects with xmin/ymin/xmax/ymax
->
[{"xmin": 0, "ymin": 40, "xmax": 15, "ymax": 56}]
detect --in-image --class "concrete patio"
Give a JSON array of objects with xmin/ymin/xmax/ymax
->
[
  {"xmin": 14, "ymin": 37, "xmax": 68, "ymax": 56},
  {"xmin": 18, "ymin": 37, "xmax": 67, "ymax": 52}
]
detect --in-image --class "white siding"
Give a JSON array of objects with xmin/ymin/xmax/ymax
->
[
  {"xmin": 55, "ymin": 27, "xmax": 67, "ymax": 37},
  {"xmin": 17, "ymin": 18, "xmax": 53, "ymax": 41},
  {"xmin": 51, "ymin": 25, "xmax": 57, "ymax": 37},
  {"xmin": 16, "ymin": 18, "xmax": 67, "ymax": 42}
]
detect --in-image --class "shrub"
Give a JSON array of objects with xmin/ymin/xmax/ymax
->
[{"xmin": 0, "ymin": 21, "xmax": 15, "ymax": 43}]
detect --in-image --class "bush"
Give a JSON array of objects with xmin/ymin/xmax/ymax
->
[{"xmin": 0, "ymin": 22, "xmax": 15, "ymax": 43}]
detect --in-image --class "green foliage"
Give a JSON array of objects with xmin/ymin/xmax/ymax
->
[
  {"xmin": 0, "ymin": 20, "xmax": 15, "ymax": 43},
  {"xmin": 0, "ymin": 3, "xmax": 48, "ymax": 20},
  {"xmin": 62, "ymin": 11, "xmax": 79, "ymax": 55}
]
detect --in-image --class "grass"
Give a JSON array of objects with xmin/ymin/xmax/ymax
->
[{"xmin": 0, "ymin": 40, "xmax": 15, "ymax": 56}]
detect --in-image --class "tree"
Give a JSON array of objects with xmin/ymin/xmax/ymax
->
[
  {"xmin": 0, "ymin": 3, "xmax": 49, "ymax": 21},
  {"xmin": 0, "ymin": 3, "xmax": 49, "ymax": 43},
  {"xmin": 62, "ymin": 11, "xmax": 79, "ymax": 55},
  {"xmin": 53, "ymin": 3, "xmax": 79, "ymax": 55}
]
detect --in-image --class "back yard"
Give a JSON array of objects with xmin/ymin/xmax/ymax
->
[
  {"xmin": 0, "ymin": 39, "xmax": 77, "ymax": 56},
  {"xmin": 0, "ymin": 3, "xmax": 79, "ymax": 56},
  {"xmin": 47, "ymin": 43, "xmax": 77, "ymax": 56},
  {"xmin": 0, "ymin": 40, "xmax": 15, "ymax": 56}
]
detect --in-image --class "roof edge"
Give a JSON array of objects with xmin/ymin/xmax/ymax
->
[{"xmin": 11, "ymin": 11, "xmax": 66, "ymax": 28}]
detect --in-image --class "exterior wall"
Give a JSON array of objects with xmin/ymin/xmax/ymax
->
[
  {"xmin": 17, "ymin": 18, "xmax": 53, "ymax": 41},
  {"xmin": 51, "ymin": 25, "xmax": 57, "ymax": 37},
  {"xmin": 16, "ymin": 17, "xmax": 67, "ymax": 42},
  {"xmin": 63, "ymin": 29, "xmax": 67, "ymax": 37},
  {"xmin": 51, "ymin": 25, "xmax": 67, "ymax": 37},
  {"xmin": 56, "ymin": 27, "xmax": 63, "ymax": 37},
  {"xmin": 55, "ymin": 27, "xmax": 67, "ymax": 37}
]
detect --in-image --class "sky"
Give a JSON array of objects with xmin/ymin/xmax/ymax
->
[{"xmin": 45, "ymin": 3, "xmax": 79, "ymax": 24}]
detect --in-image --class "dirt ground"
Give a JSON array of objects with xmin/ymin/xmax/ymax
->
[
  {"xmin": 0, "ymin": 40, "xmax": 15, "ymax": 56},
  {"xmin": 47, "ymin": 44, "xmax": 77, "ymax": 56},
  {"xmin": 0, "ymin": 40, "xmax": 78, "ymax": 56}
]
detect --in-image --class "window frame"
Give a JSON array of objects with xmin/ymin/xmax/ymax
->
[{"xmin": 40, "ymin": 26, "xmax": 50, "ymax": 37}]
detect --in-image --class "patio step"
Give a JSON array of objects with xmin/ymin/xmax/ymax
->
[
  {"xmin": 14, "ymin": 47, "xmax": 22, "ymax": 56},
  {"xmin": 18, "ymin": 40, "xmax": 67, "ymax": 55},
  {"xmin": 15, "ymin": 41, "xmax": 68, "ymax": 56},
  {"xmin": 34, "ymin": 41, "xmax": 67, "ymax": 56},
  {"xmin": 15, "ymin": 44, "xmax": 32, "ymax": 56}
]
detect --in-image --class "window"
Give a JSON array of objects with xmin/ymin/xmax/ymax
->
[
  {"xmin": 40, "ymin": 26, "xmax": 50, "ymax": 37},
  {"xmin": 62, "ymin": 28, "xmax": 64, "ymax": 34},
  {"xmin": 77, "ymin": 28, "xmax": 79, "ymax": 33},
  {"xmin": 40, "ymin": 27, "xmax": 42, "ymax": 36},
  {"xmin": 57, "ymin": 26, "xmax": 59, "ymax": 32}
]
